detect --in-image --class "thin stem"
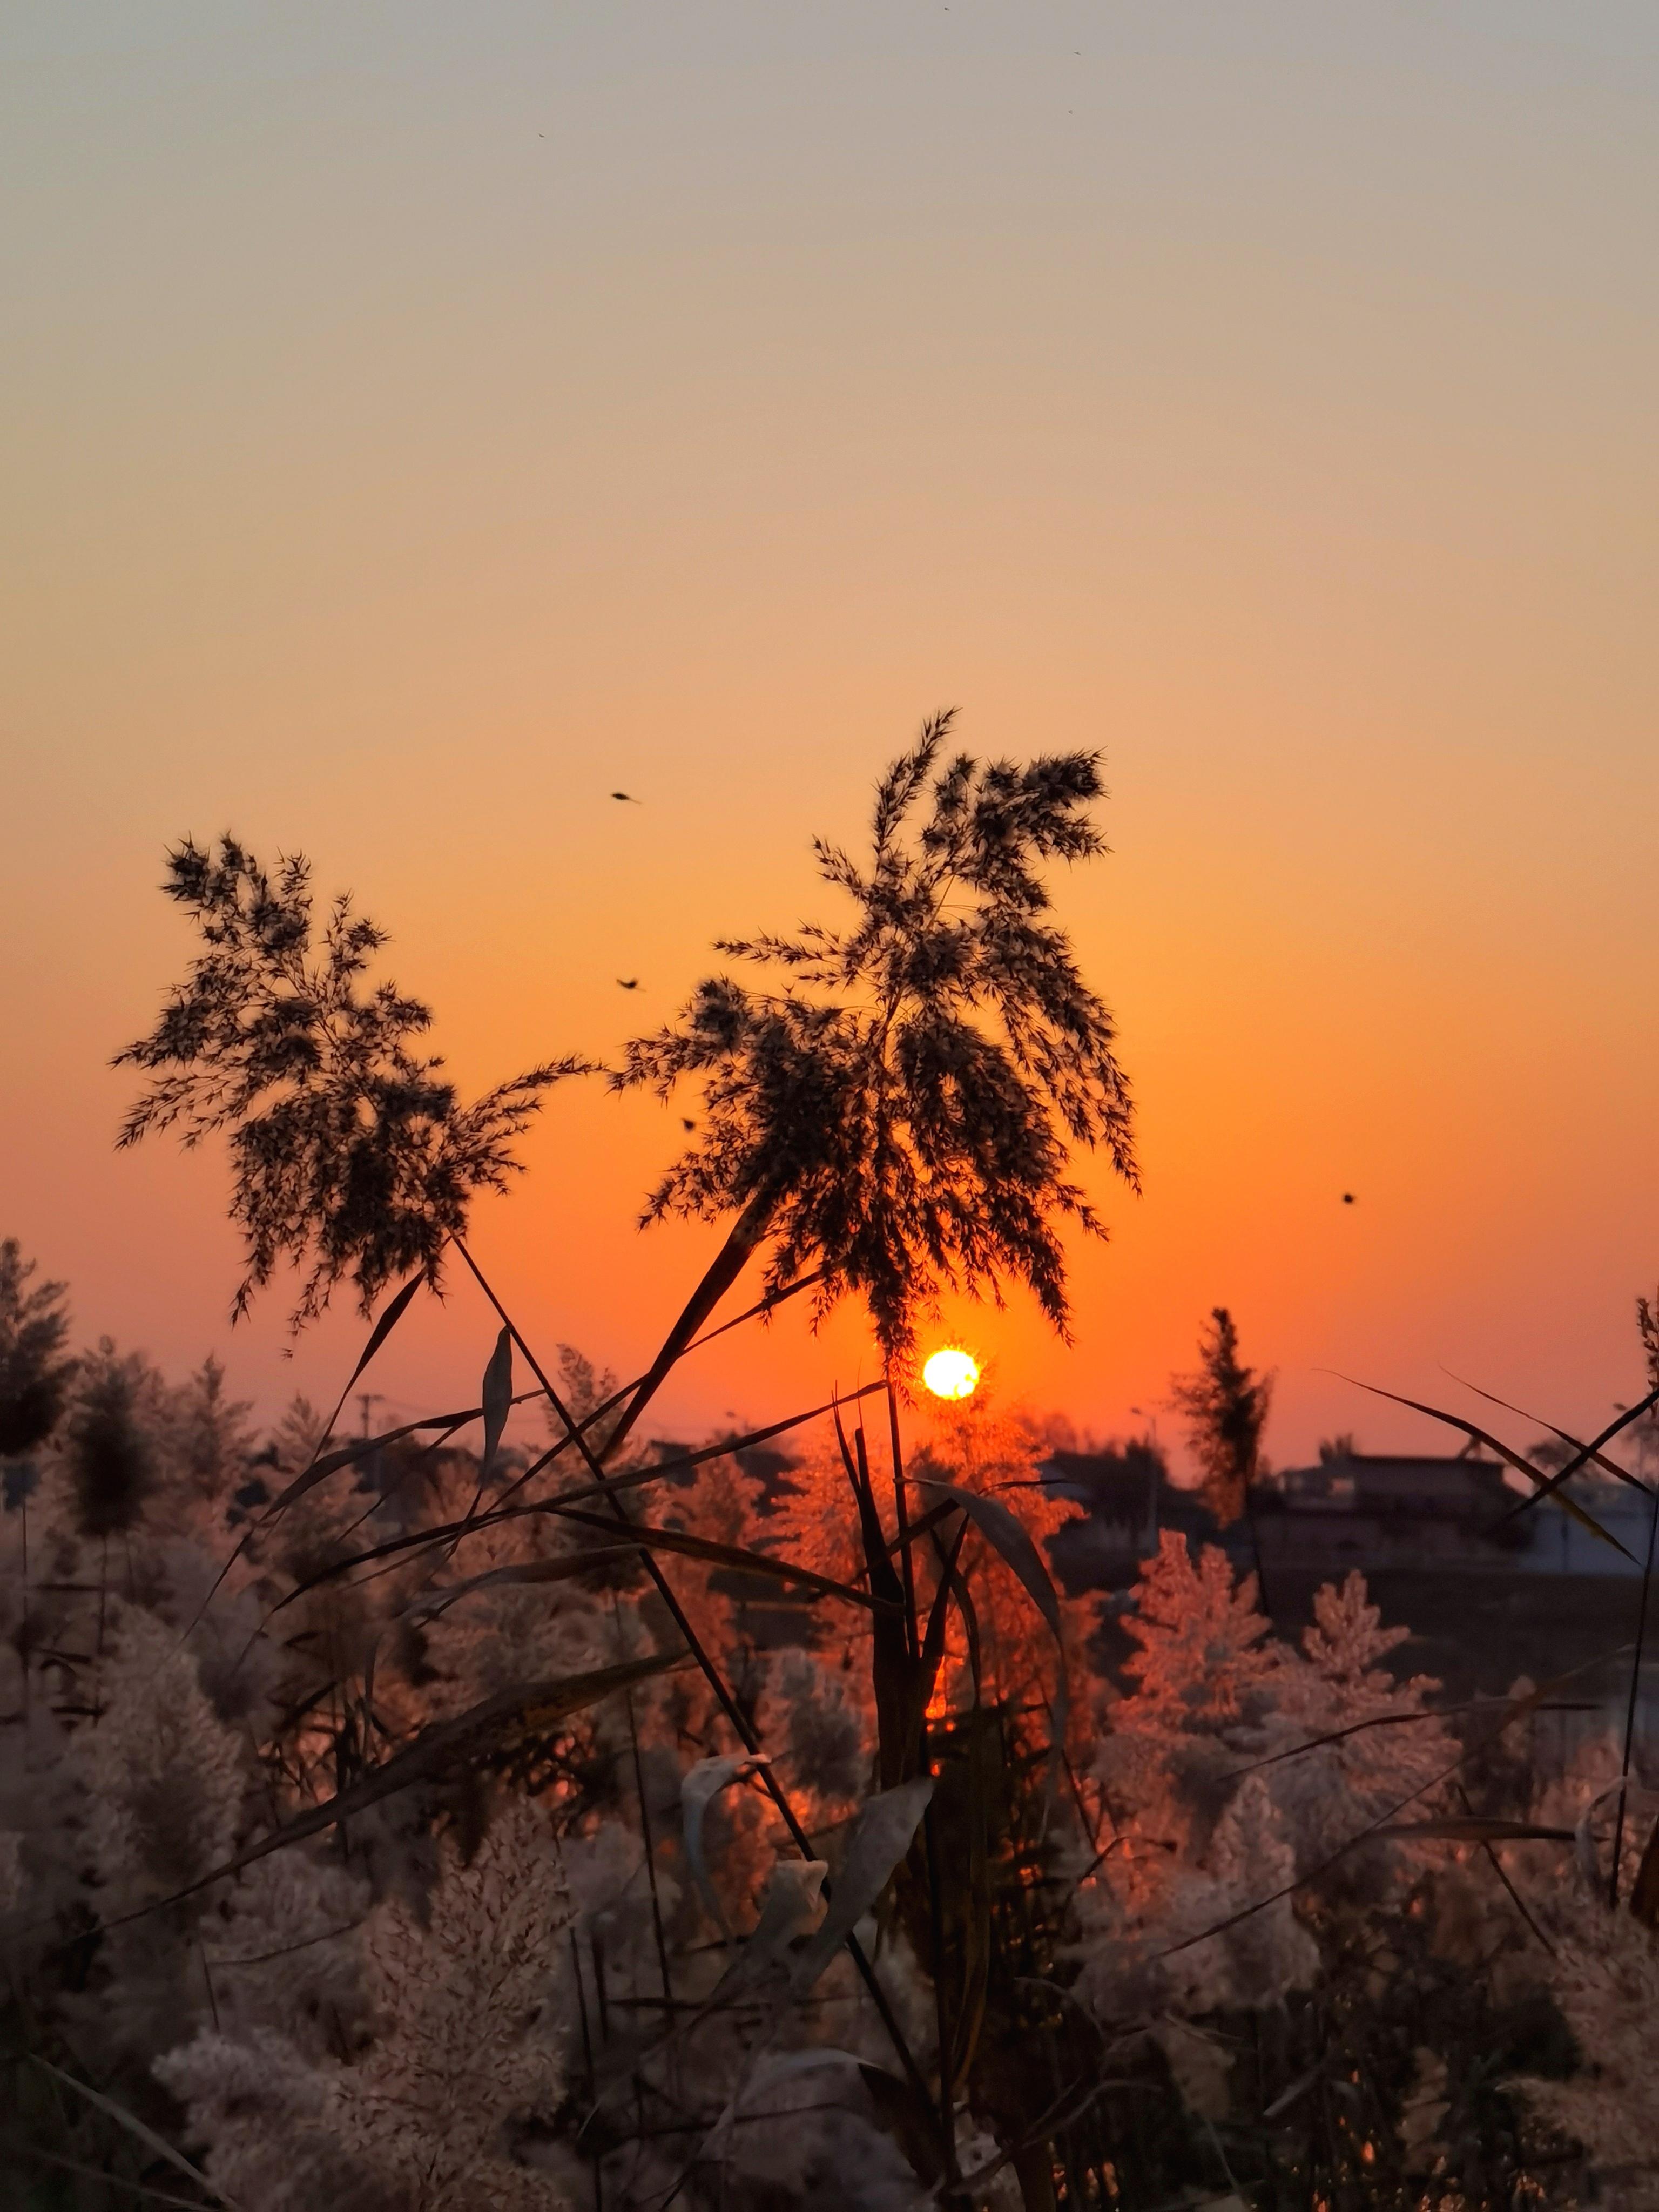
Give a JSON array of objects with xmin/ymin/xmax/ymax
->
[
  {"xmin": 18, "ymin": 1491, "xmax": 28, "ymax": 1725},
  {"xmin": 570, "ymin": 1926, "xmax": 604, "ymax": 2212},
  {"xmin": 1610, "ymin": 1480, "xmax": 1659, "ymax": 1905},
  {"xmin": 887, "ymin": 1375, "xmax": 919, "ymax": 1665},
  {"xmin": 921, "ymin": 1788, "xmax": 963, "ymax": 2193},
  {"xmin": 615, "ymin": 1595, "xmax": 672, "ymax": 2005}
]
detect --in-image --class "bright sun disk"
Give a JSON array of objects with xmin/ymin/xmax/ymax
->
[{"xmin": 922, "ymin": 1347, "xmax": 980, "ymax": 1400}]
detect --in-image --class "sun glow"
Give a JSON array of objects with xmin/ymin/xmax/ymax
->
[{"xmin": 921, "ymin": 1347, "xmax": 981, "ymax": 1400}]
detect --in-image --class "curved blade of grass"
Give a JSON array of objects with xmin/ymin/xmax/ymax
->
[
  {"xmin": 343, "ymin": 1271, "xmax": 425, "ymax": 1388},
  {"xmin": 1218, "ymin": 1690, "xmax": 1602, "ymax": 1783},
  {"xmin": 1334, "ymin": 1374, "xmax": 1640, "ymax": 1560},
  {"xmin": 481, "ymin": 1271, "xmax": 828, "ymax": 1513},
  {"xmin": 1494, "ymin": 1382, "xmax": 1659, "ymax": 1526},
  {"xmin": 480, "ymin": 1506, "xmax": 900, "ymax": 1612},
  {"xmin": 27, "ymin": 2058, "xmax": 235, "ymax": 2208},
  {"xmin": 266, "ymin": 1390, "xmax": 541, "ymax": 1516},
  {"xmin": 918, "ymin": 1476, "xmax": 1069, "ymax": 1773},
  {"xmin": 602, "ymin": 1190, "xmax": 773, "ymax": 1462}
]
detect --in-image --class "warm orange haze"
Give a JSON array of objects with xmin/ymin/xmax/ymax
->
[{"xmin": 4, "ymin": 4, "xmax": 1658, "ymax": 1470}]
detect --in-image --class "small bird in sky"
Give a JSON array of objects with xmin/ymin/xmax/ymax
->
[
  {"xmin": 1341, "ymin": 1192, "xmax": 1356, "ymax": 1205},
  {"xmin": 617, "ymin": 977, "xmax": 640, "ymax": 990},
  {"xmin": 682, "ymin": 1117, "xmax": 696, "ymax": 1131},
  {"xmin": 610, "ymin": 791, "xmax": 641, "ymax": 804}
]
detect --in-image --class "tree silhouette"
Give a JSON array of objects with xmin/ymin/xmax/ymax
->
[
  {"xmin": 65, "ymin": 1342, "xmax": 156, "ymax": 1540},
  {"xmin": 1170, "ymin": 1305, "xmax": 1273, "ymax": 1526},
  {"xmin": 114, "ymin": 838, "xmax": 590, "ymax": 1324},
  {"xmin": 0, "ymin": 1238, "xmax": 77, "ymax": 1459},
  {"xmin": 616, "ymin": 711, "xmax": 1139, "ymax": 1367}
]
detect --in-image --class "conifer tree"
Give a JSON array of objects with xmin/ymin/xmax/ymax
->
[
  {"xmin": 1170, "ymin": 1305, "xmax": 1272, "ymax": 1527},
  {"xmin": 0, "ymin": 1238, "xmax": 77, "ymax": 1459}
]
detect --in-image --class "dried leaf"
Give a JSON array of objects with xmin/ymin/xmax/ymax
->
[
  {"xmin": 709, "ymin": 1857, "xmax": 828, "ymax": 1998},
  {"xmin": 792, "ymin": 1777, "xmax": 934, "ymax": 1993},
  {"xmin": 479, "ymin": 1325, "xmax": 513, "ymax": 1477},
  {"xmin": 682, "ymin": 1753, "xmax": 771, "ymax": 1936}
]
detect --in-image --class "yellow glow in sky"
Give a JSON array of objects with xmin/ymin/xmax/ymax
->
[{"xmin": 922, "ymin": 1348, "xmax": 981, "ymax": 1401}]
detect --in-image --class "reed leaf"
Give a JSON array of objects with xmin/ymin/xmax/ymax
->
[
  {"xmin": 792, "ymin": 1778, "xmax": 934, "ymax": 1994},
  {"xmin": 681, "ymin": 1753, "xmax": 771, "ymax": 1936},
  {"xmin": 478, "ymin": 1324, "xmax": 513, "ymax": 1478}
]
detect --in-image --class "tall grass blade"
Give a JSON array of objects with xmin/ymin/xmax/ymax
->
[
  {"xmin": 339, "ymin": 1271, "xmax": 425, "ymax": 1392},
  {"xmin": 918, "ymin": 1476, "xmax": 1069, "ymax": 1766},
  {"xmin": 1610, "ymin": 1484, "xmax": 1659, "ymax": 1902},
  {"xmin": 840, "ymin": 1408, "xmax": 915, "ymax": 1788}
]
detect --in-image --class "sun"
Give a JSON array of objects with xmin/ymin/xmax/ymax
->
[{"xmin": 921, "ymin": 1347, "xmax": 981, "ymax": 1400}]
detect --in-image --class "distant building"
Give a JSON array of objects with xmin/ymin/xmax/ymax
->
[
  {"xmin": 1039, "ymin": 1440, "xmax": 1652, "ymax": 1595},
  {"xmin": 1258, "ymin": 1449, "xmax": 1654, "ymax": 1579}
]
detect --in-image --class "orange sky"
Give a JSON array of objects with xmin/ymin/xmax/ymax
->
[{"xmin": 4, "ymin": 6, "xmax": 1658, "ymax": 1475}]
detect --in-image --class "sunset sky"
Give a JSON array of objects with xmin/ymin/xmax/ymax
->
[{"xmin": 5, "ymin": 5, "xmax": 1658, "ymax": 1474}]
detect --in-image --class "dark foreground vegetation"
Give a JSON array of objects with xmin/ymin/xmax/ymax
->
[{"xmin": 4, "ymin": 721, "xmax": 1659, "ymax": 2210}]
